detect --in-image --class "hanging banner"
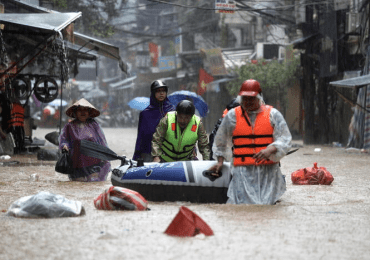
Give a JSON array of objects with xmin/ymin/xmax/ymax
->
[
  {"xmin": 148, "ymin": 42, "xmax": 160, "ymax": 67},
  {"xmin": 215, "ymin": 0, "xmax": 236, "ymax": 14},
  {"xmin": 158, "ymin": 56, "xmax": 176, "ymax": 71},
  {"xmin": 201, "ymin": 48, "xmax": 228, "ymax": 76},
  {"xmin": 198, "ymin": 68, "xmax": 214, "ymax": 96}
]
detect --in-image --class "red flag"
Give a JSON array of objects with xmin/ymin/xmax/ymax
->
[
  {"xmin": 197, "ymin": 68, "xmax": 214, "ymax": 95},
  {"xmin": 148, "ymin": 42, "xmax": 159, "ymax": 67}
]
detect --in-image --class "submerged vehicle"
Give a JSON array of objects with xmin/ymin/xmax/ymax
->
[{"xmin": 111, "ymin": 160, "xmax": 232, "ymax": 203}]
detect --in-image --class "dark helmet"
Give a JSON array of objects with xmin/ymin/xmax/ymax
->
[
  {"xmin": 176, "ymin": 100, "xmax": 195, "ymax": 116},
  {"xmin": 150, "ymin": 80, "xmax": 168, "ymax": 93}
]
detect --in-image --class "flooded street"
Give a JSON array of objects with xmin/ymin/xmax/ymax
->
[{"xmin": 1, "ymin": 127, "xmax": 370, "ymax": 260}]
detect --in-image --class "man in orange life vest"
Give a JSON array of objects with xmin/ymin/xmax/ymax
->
[{"xmin": 211, "ymin": 79, "xmax": 292, "ymax": 205}]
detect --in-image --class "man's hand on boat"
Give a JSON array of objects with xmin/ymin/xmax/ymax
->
[
  {"xmin": 209, "ymin": 157, "xmax": 224, "ymax": 176},
  {"xmin": 153, "ymin": 156, "xmax": 161, "ymax": 163}
]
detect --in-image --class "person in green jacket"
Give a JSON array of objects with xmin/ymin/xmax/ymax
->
[{"xmin": 152, "ymin": 100, "xmax": 210, "ymax": 162}]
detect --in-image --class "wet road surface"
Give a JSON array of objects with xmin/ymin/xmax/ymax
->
[{"xmin": 1, "ymin": 128, "xmax": 369, "ymax": 260}]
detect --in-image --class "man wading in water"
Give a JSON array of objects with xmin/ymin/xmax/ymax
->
[{"xmin": 211, "ymin": 79, "xmax": 292, "ymax": 205}]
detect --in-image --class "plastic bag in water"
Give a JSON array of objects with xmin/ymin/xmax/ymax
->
[
  {"xmin": 291, "ymin": 162, "xmax": 334, "ymax": 185},
  {"xmin": 6, "ymin": 191, "xmax": 85, "ymax": 218}
]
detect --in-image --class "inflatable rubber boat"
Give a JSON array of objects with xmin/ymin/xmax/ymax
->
[
  {"xmin": 111, "ymin": 160, "xmax": 232, "ymax": 203},
  {"xmin": 79, "ymin": 140, "xmax": 231, "ymax": 203}
]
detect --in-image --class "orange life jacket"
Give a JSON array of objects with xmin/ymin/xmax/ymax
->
[
  {"xmin": 232, "ymin": 105, "xmax": 275, "ymax": 166},
  {"xmin": 7, "ymin": 103, "xmax": 24, "ymax": 128},
  {"xmin": 222, "ymin": 108, "xmax": 228, "ymax": 118}
]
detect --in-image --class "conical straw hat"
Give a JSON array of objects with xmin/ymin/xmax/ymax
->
[{"xmin": 65, "ymin": 98, "xmax": 100, "ymax": 118}]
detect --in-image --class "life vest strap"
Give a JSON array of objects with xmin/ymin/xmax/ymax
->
[
  {"xmin": 163, "ymin": 138, "xmax": 194, "ymax": 155},
  {"xmin": 162, "ymin": 148, "xmax": 193, "ymax": 161},
  {"xmin": 233, "ymin": 134, "xmax": 273, "ymax": 140},
  {"xmin": 234, "ymin": 143, "xmax": 270, "ymax": 148},
  {"xmin": 233, "ymin": 154, "xmax": 273, "ymax": 163},
  {"xmin": 233, "ymin": 154, "xmax": 254, "ymax": 158}
]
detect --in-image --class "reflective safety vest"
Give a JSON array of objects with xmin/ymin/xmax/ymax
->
[
  {"xmin": 7, "ymin": 103, "xmax": 24, "ymax": 128},
  {"xmin": 232, "ymin": 105, "xmax": 275, "ymax": 166},
  {"xmin": 161, "ymin": 112, "xmax": 200, "ymax": 162}
]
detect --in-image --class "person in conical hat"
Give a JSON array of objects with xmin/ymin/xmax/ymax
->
[
  {"xmin": 59, "ymin": 98, "xmax": 110, "ymax": 182},
  {"xmin": 65, "ymin": 98, "xmax": 100, "ymax": 119}
]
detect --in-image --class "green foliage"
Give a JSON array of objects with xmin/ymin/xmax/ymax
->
[
  {"xmin": 52, "ymin": 0, "xmax": 68, "ymax": 9},
  {"xmin": 51, "ymin": 0, "xmax": 119, "ymax": 38},
  {"xmin": 226, "ymin": 51, "xmax": 300, "ymax": 114},
  {"xmin": 228, "ymin": 53, "xmax": 300, "ymax": 94}
]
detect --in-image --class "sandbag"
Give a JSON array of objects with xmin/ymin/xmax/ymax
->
[
  {"xmin": 45, "ymin": 131, "xmax": 59, "ymax": 146},
  {"xmin": 291, "ymin": 162, "xmax": 334, "ymax": 185},
  {"xmin": 94, "ymin": 186, "xmax": 148, "ymax": 211}
]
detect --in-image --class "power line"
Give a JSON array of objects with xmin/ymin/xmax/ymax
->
[{"xmin": 146, "ymin": 0, "xmax": 336, "ymax": 12}]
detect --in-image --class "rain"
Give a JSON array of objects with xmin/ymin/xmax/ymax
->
[{"xmin": 1, "ymin": 1, "xmax": 370, "ymax": 260}]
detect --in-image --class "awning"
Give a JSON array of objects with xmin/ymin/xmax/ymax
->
[
  {"xmin": 73, "ymin": 33, "xmax": 128, "ymax": 73},
  {"xmin": 207, "ymin": 78, "xmax": 235, "ymax": 86},
  {"xmin": 3, "ymin": 0, "xmax": 128, "ymax": 73},
  {"xmin": 109, "ymin": 76, "xmax": 136, "ymax": 88},
  {"xmin": 0, "ymin": 12, "xmax": 81, "ymax": 33},
  {"xmin": 206, "ymin": 77, "xmax": 235, "ymax": 92},
  {"xmin": 329, "ymin": 74, "xmax": 370, "ymax": 88},
  {"xmin": 102, "ymin": 75, "xmax": 122, "ymax": 84},
  {"xmin": 115, "ymin": 83, "xmax": 135, "ymax": 90},
  {"xmin": 67, "ymin": 43, "xmax": 97, "ymax": 61},
  {"xmin": 14, "ymin": 33, "xmax": 97, "ymax": 61},
  {"xmin": 222, "ymin": 49, "xmax": 254, "ymax": 69}
]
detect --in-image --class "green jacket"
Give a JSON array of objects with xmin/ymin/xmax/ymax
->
[
  {"xmin": 161, "ymin": 112, "xmax": 200, "ymax": 161},
  {"xmin": 152, "ymin": 112, "xmax": 211, "ymax": 161}
]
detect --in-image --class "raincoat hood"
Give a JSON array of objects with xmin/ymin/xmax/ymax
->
[
  {"xmin": 147, "ymin": 92, "xmax": 173, "ymax": 112},
  {"xmin": 133, "ymin": 92, "xmax": 175, "ymax": 160}
]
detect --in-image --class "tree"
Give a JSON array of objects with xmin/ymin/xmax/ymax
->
[
  {"xmin": 51, "ymin": 0, "xmax": 122, "ymax": 38},
  {"xmin": 227, "ymin": 50, "xmax": 300, "ymax": 115}
]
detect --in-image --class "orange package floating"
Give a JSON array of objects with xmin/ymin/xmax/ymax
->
[
  {"xmin": 291, "ymin": 162, "xmax": 334, "ymax": 185},
  {"xmin": 165, "ymin": 206, "xmax": 214, "ymax": 237}
]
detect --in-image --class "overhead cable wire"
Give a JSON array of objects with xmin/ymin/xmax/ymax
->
[{"xmin": 146, "ymin": 0, "xmax": 335, "ymax": 12}]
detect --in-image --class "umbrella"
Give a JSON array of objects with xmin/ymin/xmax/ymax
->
[
  {"xmin": 168, "ymin": 90, "xmax": 208, "ymax": 117},
  {"xmin": 128, "ymin": 97, "xmax": 150, "ymax": 111},
  {"xmin": 48, "ymin": 99, "xmax": 68, "ymax": 107}
]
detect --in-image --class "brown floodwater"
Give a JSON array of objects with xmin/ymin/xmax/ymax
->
[{"xmin": 1, "ymin": 128, "xmax": 370, "ymax": 260}]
